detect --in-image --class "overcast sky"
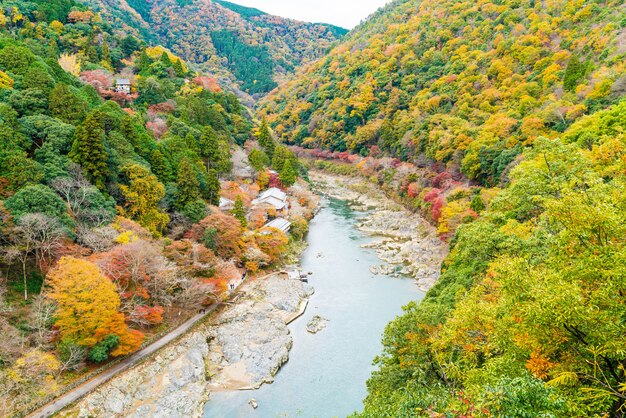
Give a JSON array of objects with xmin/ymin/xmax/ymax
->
[{"xmin": 224, "ymin": 0, "xmax": 393, "ymax": 29}]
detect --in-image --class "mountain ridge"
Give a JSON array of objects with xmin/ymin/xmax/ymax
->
[{"xmin": 82, "ymin": 0, "xmax": 348, "ymax": 99}]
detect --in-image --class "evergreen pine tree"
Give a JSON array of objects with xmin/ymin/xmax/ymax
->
[
  {"xmin": 84, "ymin": 34, "xmax": 98, "ymax": 63},
  {"xmin": 137, "ymin": 50, "xmax": 152, "ymax": 73},
  {"xmin": 47, "ymin": 38, "xmax": 59, "ymax": 59},
  {"xmin": 49, "ymin": 83, "xmax": 86, "ymax": 124},
  {"xmin": 563, "ymin": 55, "xmax": 589, "ymax": 93},
  {"xmin": 272, "ymin": 145, "xmax": 289, "ymax": 172},
  {"xmin": 199, "ymin": 126, "xmax": 220, "ymax": 171},
  {"xmin": 176, "ymin": 159, "xmax": 200, "ymax": 209},
  {"xmin": 231, "ymin": 196, "xmax": 247, "ymax": 227},
  {"xmin": 100, "ymin": 39, "xmax": 111, "ymax": 68},
  {"xmin": 185, "ymin": 132, "xmax": 199, "ymax": 154},
  {"xmin": 470, "ymin": 194, "xmax": 486, "ymax": 213},
  {"xmin": 69, "ymin": 112, "xmax": 109, "ymax": 190},
  {"xmin": 248, "ymin": 148, "xmax": 269, "ymax": 180},
  {"xmin": 279, "ymin": 159, "xmax": 297, "ymax": 187},
  {"xmin": 119, "ymin": 117, "xmax": 142, "ymax": 154},
  {"xmin": 149, "ymin": 148, "xmax": 171, "ymax": 182},
  {"xmin": 160, "ymin": 51, "xmax": 172, "ymax": 67},
  {"xmin": 258, "ymin": 119, "xmax": 275, "ymax": 159},
  {"xmin": 173, "ymin": 59, "xmax": 186, "ymax": 77},
  {"xmin": 217, "ymin": 140, "xmax": 233, "ymax": 176},
  {"xmin": 206, "ymin": 168, "xmax": 220, "ymax": 206}
]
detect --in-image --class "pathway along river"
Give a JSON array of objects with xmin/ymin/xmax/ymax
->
[{"xmin": 204, "ymin": 198, "xmax": 424, "ymax": 417}]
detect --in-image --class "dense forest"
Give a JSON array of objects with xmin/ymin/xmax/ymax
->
[
  {"xmin": 261, "ymin": 0, "xmax": 626, "ymax": 415},
  {"xmin": 80, "ymin": 0, "xmax": 348, "ymax": 97},
  {"xmin": 0, "ymin": 0, "xmax": 313, "ymax": 415}
]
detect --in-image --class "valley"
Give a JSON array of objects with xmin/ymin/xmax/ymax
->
[{"xmin": 1, "ymin": 0, "xmax": 626, "ymax": 416}]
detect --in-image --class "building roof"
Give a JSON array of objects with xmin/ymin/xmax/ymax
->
[
  {"xmin": 116, "ymin": 78, "xmax": 131, "ymax": 85},
  {"xmin": 252, "ymin": 187, "xmax": 288, "ymax": 210},
  {"xmin": 263, "ymin": 218, "xmax": 292, "ymax": 233},
  {"xmin": 257, "ymin": 187, "xmax": 286, "ymax": 202}
]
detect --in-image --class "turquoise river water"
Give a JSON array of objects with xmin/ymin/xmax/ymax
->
[{"xmin": 203, "ymin": 198, "xmax": 424, "ymax": 418}]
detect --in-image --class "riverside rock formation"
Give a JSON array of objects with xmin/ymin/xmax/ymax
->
[
  {"xmin": 311, "ymin": 171, "xmax": 448, "ymax": 291},
  {"xmin": 206, "ymin": 275, "xmax": 314, "ymax": 391},
  {"xmin": 63, "ymin": 274, "xmax": 312, "ymax": 418},
  {"xmin": 306, "ymin": 315, "xmax": 329, "ymax": 334}
]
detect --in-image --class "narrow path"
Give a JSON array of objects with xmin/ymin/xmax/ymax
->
[
  {"xmin": 28, "ymin": 308, "xmax": 213, "ymax": 418},
  {"xmin": 28, "ymin": 272, "xmax": 283, "ymax": 418}
]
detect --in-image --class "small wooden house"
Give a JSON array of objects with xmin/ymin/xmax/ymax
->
[
  {"xmin": 252, "ymin": 187, "xmax": 288, "ymax": 213},
  {"xmin": 263, "ymin": 218, "xmax": 292, "ymax": 234},
  {"xmin": 115, "ymin": 78, "xmax": 131, "ymax": 94}
]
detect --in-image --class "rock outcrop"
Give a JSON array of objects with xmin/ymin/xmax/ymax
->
[
  {"xmin": 64, "ymin": 274, "xmax": 312, "ymax": 417},
  {"xmin": 206, "ymin": 275, "xmax": 314, "ymax": 390},
  {"xmin": 306, "ymin": 315, "xmax": 329, "ymax": 334},
  {"xmin": 63, "ymin": 331, "xmax": 211, "ymax": 418},
  {"xmin": 312, "ymin": 171, "xmax": 448, "ymax": 291}
]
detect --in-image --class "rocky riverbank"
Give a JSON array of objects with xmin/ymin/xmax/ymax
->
[
  {"xmin": 205, "ymin": 275, "xmax": 313, "ymax": 391},
  {"xmin": 61, "ymin": 274, "xmax": 312, "ymax": 418},
  {"xmin": 311, "ymin": 171, "xmax": 448, "ymax": 291}
]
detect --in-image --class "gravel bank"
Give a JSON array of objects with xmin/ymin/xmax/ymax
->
[
  {"xmin": 62, "ymin": 274, "xmax": 313, "ymax": 418},
  {"xmin": 311, "ymin": 171, "xmax": 448, "ymax": 291}
]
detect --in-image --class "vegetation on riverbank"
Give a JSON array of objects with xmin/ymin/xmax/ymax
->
[
  {"xmin": 259, "ymin": 0, "xmax": 626, "ymax": 415},
  {"xmin": 0, "ymin": 1, "xmax": 315, "ymax": 415},
  {"xmin": 353, "ymin": 103, "xmax": 626, "ymax": 416}
]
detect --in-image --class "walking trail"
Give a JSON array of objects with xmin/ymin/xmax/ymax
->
[{"xmin": 27, "ymin": 272, "xmax": 268, "ymax": 418}]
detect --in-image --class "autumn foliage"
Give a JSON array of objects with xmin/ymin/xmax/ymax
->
[{"xmin": 48, "ymin": 257, "xmax": 143, "ymax": 356}]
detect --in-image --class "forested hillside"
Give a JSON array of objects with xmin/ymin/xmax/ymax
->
[
  {"xmin": 81, "ymin": 0, "xmax": 348, "ymax": 97},
  {"xmin": 0, "ymin": 1, "xmax": 313, "ymax": 415},
  {"xmin": 261, "ymin": 0, "xmax": 625, "ymax": 180},
  {"xmin": 259, "ymin": 0, "xmax": 626, "ymax": 415}
]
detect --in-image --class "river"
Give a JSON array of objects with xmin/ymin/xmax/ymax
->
[{"xmin": 203, "ymin": 198, "xmax": 424, "ymax": 418}]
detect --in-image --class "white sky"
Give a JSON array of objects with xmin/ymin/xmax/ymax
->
[{"xmin": 223, "ymin": 0, "xmax": 393, "ymax": 29}]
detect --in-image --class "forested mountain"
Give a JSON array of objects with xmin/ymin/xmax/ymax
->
[
  {"xmin": 261, "ymin": 0, "xmax": 625, "ymax": 181},
  {"xmin": 81, "ymin": 0, "xmax": 348, "ymax": 97},
  {"xmin": 259, "ymin": 0, "xmax": 626, "ymax": 415},
  {"xmin": 0, "ymin": 1, "xmax": 312, "ymax": 414}
]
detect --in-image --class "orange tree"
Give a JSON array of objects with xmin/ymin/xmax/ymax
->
[{"xmin": 47, "ymin": 257, "xmax": 143, "ymax": 358}]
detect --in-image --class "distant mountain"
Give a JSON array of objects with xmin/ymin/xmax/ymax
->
[
  {"xmin": 260, "ymin": 0, "xmax": 626, "ymax": 183},
  {"xmin": 82, "ymin": 0, "xmax": 348, "ymax": 98}
]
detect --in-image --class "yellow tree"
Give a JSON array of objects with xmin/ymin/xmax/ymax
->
[
  {"xmin": 119, "ymin": 164, "xmax": 169, "ymax": 237},
  {"xmin": 47, "ymin": 257, "xmax": 143, "ymax": 355}
]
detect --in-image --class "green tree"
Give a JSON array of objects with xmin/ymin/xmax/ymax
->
[
  {"xmin": 279, "ymin": 159, "xmax": 297, "ymax": 187},
  {"xmin": 69, "ymin": 111, "xmax": 109, "ymax": 190},
  {"xmin": 4, "ymin": 184, "xmax": 68, "ymax": 224},
  {"xmin": 49, "ymin": 84, "xmax": 86, "ymax": 124},
  {"xmin": 173, "ymin": 59, "xmax": 186, "ymax": 77},
  {"xmin": 231, "ymin": 196, "xmax": 247, "ymax": 227},
  {"xmin": 258, "ymin": 119, "xmax": 275, "ymax": 159},
  {"xmin": 121, "ymin": 35, "xmax": 141, "ymax": 57},
  {"xmin": 23, "ymin": 66, "xmax": 55, "ymax": 94},
  {"xmin": 176, "ymin": 158, "xmax": 200, "ymax": 209},
  {"xmin": 206, "ymin": 168, "xmax": 220, "ymax": 206},
  {"xmin": 182, "ymin": 200, "xmax": 208, "ymax": 223},
  {"xmin": 470, "ymin": 194, "xmax": 486, "ymax": 213},
  {"xmin": 0, "ymin": 45, "xmax": 35, "ymax": 74},
  {"xmin": 159, "ymin": 51, "xmax": 172, "ymax": 67},
  {"xmin": 248, "ymin": 148, "xmax": 269, "ymax": 180},
  {"xmin": 272, "ymin": 145, "xmax": 289, "ymax": 171},
  {"xmin": 100, "ymin": 40, "xmax": 111, "ymax": 68},
  {"xmin": 89, "ymin": 335, "xmax": 119, "ymax": 363},
  {"xmin": 136, "ymin": 50, "xmax": 152, "ymax": 73},
  {"xmin": 149, "ymin": 148, "xmax": 171, "ymax": 182},
  {"xmin": 199, "ymin": 126, "xmax": 220, "ymax": 171},
  {"xmin": 84, "ymin": 34, "xmax": 98, "ymax": 63},
  {"xmin": 563, "ymin": 55, "xmax": 587, "ymax": 93}
]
